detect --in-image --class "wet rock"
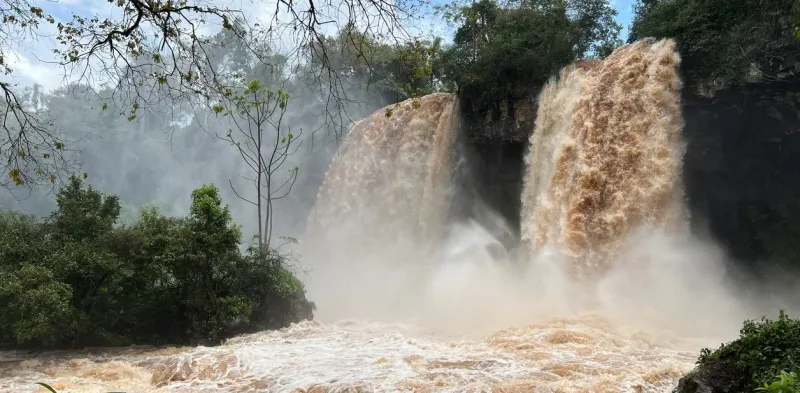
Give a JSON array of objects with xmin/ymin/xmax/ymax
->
[{"xmin": 673, "ymin": 363, "xmax": 738, "ymax": 393}]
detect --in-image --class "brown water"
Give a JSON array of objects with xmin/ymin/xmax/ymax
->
[
  {"xmin": 0, "ymin": 39, "xmax": 756, "ymax": 393},
  {"xmin": 521, "ymin": 38, "xmax": 688, "ymax": 279},
  {"xmin": 1, "ymin": 315, "xmax": 708, "ymax": 393},
  {"xmin": 305, "ymin": 92, "xmax": 459, "ymax": 248}
]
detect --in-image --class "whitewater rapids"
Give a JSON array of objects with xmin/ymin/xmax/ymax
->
[
  {"xmin": 1, "ymin": 316, "xmax": 708, "ymax": 393},
  {"xmin": 0, "ymin": 221, "xmax": 748, "ymax": 393}
]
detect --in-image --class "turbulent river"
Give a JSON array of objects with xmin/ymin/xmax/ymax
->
[
  {"xmin": 0, "ymin": 38, "xmax": 766, "ymax": 392},
  {"xmin": 0, "ymin": 314, "xmax": 711, "ymax": 393},
  {"xmin": 0, "ymin": 220, "xmax": 752, "ymax": 393}
]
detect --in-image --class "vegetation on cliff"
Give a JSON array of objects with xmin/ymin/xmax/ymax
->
[
  {"xmin": 0, "ymin": 176, "xmax": 313, "ymax": 349},
  {"xmin": 434, "ymin": 0, "xmax": 621, "ymax": 129},
  {"xmin": 629, "ymin": 0, "xmax": 800, "ymax": 90},
  {"xmin": 676, "ymin": 311, "xmax": 800, "ymax": 393}
]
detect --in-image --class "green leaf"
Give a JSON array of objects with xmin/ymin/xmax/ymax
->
[{"xmin": 36, "ymin": 383, "xmax": 58, "ymax": 393}]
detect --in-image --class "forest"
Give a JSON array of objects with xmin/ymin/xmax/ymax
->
[{"xmin": 2, "ymin": 0, "xmax": 800, "ymax": 390}]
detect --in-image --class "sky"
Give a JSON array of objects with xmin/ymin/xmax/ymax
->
[
  {"xmin": 3, "ymin": 0, "xmax": 636, "ymax": 92},
  {"xmin": 615, "ymin": 0, "xmax": 636, "ymax": 40}
]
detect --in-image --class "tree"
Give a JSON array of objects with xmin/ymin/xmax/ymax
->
[
  {"xmin": 435, "ymin": 0, "xmax": 621, "ymax": 121},
  {"xmin": 0, "ymin": 0, "xmax": 426, "ymax": 192},
  {"xmin": 294, "ymin": 23, "xmax": 441, "ymax": 116},
  {"xmin": 181, "ymin": 184, "xmax": 247, "ymax": 342},
  {"xmin": 0, "ymin": 211, "xmax": 72, "ymax": 347},
  {"xmin": 628, "ymin": 0, "xmax": 800, "ymax": 89},
  {"xmin": 213, "ymin": 80, "xmax": 300, "ymax": 250},
  {"xmin": 386, "ymin": 38, "xmax": 444, "ymax": 99},
  {"xmin": 0, "ymin": 179, "xmax": 314, "ymax": 348}
]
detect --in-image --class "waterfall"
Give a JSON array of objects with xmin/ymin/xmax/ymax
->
[
  {"xmin": 306, "ymin": 93, "xmax": 460, "ymax": 251},
  {"xmin": 4, "ymin": 40, "xmax": 759, "ymax": 393},
  {"xmin": 521, "ymin": 38, "xmax": 689, "ymax": 279},
  {"xmin": 301, "ymin": 93, "xmax": 461, "ymax": 320}
]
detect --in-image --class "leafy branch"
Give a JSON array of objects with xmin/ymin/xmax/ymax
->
[{"xmin": 212, "ymin": 80, "xmax": 301, "ymax": 250}]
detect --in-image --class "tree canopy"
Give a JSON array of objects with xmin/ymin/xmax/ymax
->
[
  {"xmin": 628, "ymin": 0, "xmax": 800, "ymax": 90},
  {"xmin": 0, "ymin": 176, "xmax": 313, "ymax": 348},
  {"xmin": 434, "ymin": 0, "xmax": 621, "ymax": 123}
]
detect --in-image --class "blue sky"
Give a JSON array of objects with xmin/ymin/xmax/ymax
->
[{"xmin": 615, "ymin": 0, "xmax": 636, "ymax": 41}]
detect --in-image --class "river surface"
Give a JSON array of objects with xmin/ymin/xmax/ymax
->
[{"xmin": 0, "ymin": 313, "xmax": 716, "ymax": 393}]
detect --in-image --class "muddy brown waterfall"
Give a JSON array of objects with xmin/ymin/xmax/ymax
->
[
  {"xmin": 301, "ymin": 93, "xmax": 462, "ymax": 321},
  {"xmin": 521, "ymin": 38, "xmax": 689, "ymax": 279},
  {"xmin": 306, "ymin": 92, "xmax": 460, "ymax": 251}
]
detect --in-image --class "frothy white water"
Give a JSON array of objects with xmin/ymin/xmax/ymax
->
[
  {"xmin": 1, "ymin": 220, "xmax": 763, "ymax": 393},
  {"xmin": 0, "ymin": 318, "xmax": 703, "ymax": 393}
]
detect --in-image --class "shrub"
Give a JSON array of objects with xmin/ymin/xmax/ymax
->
[
  {"xmin": 756, "ymin": 370, "xmax": 800, "ymax": 393},
  {"xmin": 696, "ymin": 310, "xmax": 800, "ymax": 392}
]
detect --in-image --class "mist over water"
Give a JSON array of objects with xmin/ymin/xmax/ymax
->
[
  {"xmin": 1, "ymin": 38, "xmax": 795, "ymax": 393},
  {"xmin": 301, "ymin": 38, "xmax": 756, "ymax": 338}
]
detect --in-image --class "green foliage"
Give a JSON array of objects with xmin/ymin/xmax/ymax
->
[
  {"xmin": 50, "ymin": 175, "xmax": 120, "ymax": 242},
  {"xmin": 756, "ymin": 370, "xmax": 800, "ymax": 393},
  {"xmin": 299, "ymin": 23, "xmax": 442, "ymax": 103},
  {"xmin": 796, "ymin": 9, "xmax": 800, "ymax": 38},
  {"xmin": 435, "ymin": 0, "xmax": 621, "ymax": 122},
  {"xmin": 697, "ymin": 310, "xmax": 800, "ymax": 392},
  {"xmin": 0, "ymin": 177, "xmax": 314, "ymax": 349},
  {"xmin": 628, "ymin": 0, "xmax": 800, "ymax": 88}
]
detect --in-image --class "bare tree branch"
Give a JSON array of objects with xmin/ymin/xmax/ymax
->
[{"xmin": 0, "ymin": 0, "xmax": 426, "ymax": 193}]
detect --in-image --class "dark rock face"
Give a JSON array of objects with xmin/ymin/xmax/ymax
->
[
  {"xmin": 449, "ymin": 134, "xmax": 527, "ymax": 249},
  {"xmin": 456, "ymin": 80, "xmax": 800, "ymax": 276},
  {"xmin": 449, "ymin": 91, "xmax": 535, "ymax": 250},
  {"xmin": 673, "ymin": 364, "xmax": 739, "ymax": 393},
  {"xmin": 682, "ymin": 81, "xmax": 800, "ymax": 277},
  {"xmin": 459, "ymin": 87, "xmax": 539, "ymax": 143}
]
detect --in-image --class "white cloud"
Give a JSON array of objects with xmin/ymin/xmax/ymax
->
[{"xmin": 3, "ymin": 48, "xmax": 66, "ymax": 90}]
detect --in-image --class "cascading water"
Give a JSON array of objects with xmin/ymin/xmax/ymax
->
[
  {"xmin": 299, "ymin": 93, "xmax": 464, "ymax": 322},
  {"xmin": 521, "ymin": 38, "xmax": 688, "ymax": 279},
  {"xmin": 305, "ymin": 92, "xmax": 459, "ymax": 249},
  {"xmin": 1, "ymin": 39, "xmax": 758, "ymax": 393}
]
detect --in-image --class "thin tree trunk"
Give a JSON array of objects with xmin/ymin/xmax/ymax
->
[
  {"xmin": 256, "ymin": 94, "xmax": 263, "ymax": 250},
  {"xmin": 264, "ymin": 169, "xmax": 272, "ymax": 250}
]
